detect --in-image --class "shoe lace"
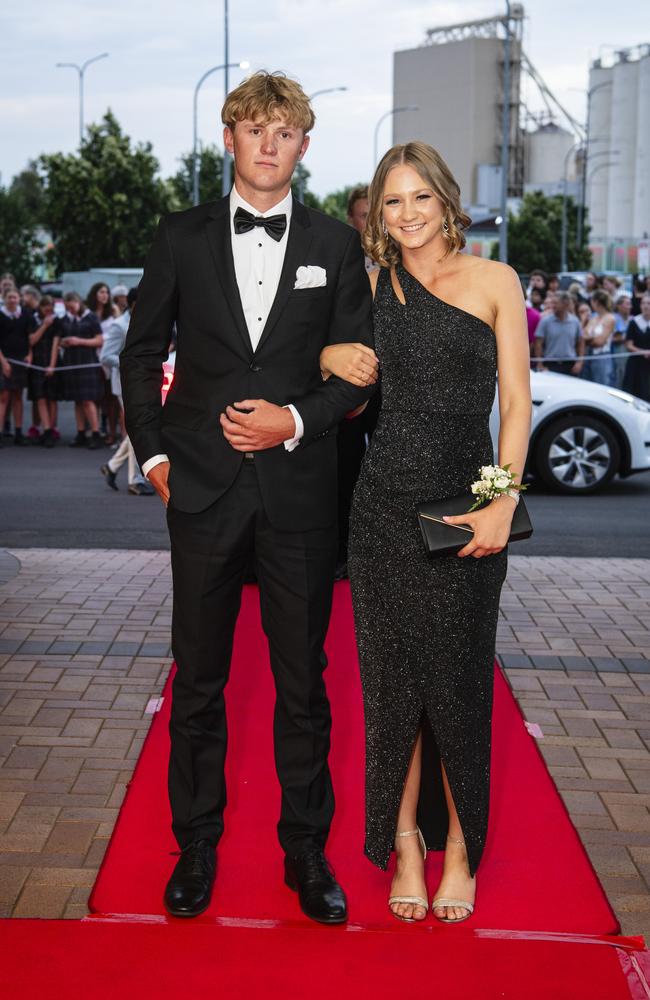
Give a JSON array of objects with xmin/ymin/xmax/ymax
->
[
  {"xmin": 171, "ymin": 841, "xmax": 212, "ymax": 879},
  {"xmin": 297, "ymin": 850, "xmax": 335, "ymax": 882}
]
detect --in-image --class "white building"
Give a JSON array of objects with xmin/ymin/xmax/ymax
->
[{"xmin": 587, "ymin": 46, "xmax": 650, "ymax": 241}]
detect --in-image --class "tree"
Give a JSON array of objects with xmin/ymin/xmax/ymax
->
[
  {"xmin": 291, "ymin": 163, "xmax": 321, "ymax": 210},
  {"xmin": 39, "ymin": 110, "xmax": 173, "ymax": 272},
  {"xmin": 492, "ymin": 190, "xmax": 592, "ymax": 273},
  {"xmin": 9, "ymin": 161, "xmax": 46, "ymax": 225},
  {"xmin": 0, "ymin": 186, "xmax": 42, "ymax": 285},
  {"xmin": 170, "ymin": 145, "xmax": 224, "ymax": 210},
  {"xmin": 319, "ymin": 185, "xmax": 361, "ymax": 223}
]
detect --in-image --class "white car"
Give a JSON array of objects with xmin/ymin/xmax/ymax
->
[
  {"xmin": 490, "ymin": 371, "xmax": 650, "ymax": 494},
  {"xmin": 162, "ymin": 354, "xmax": 650, "ymax": 495}
]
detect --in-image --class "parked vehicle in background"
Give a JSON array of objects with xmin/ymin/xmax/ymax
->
[
  {"xmin": 162, "ymin": 355, "xmax": 650, "ymax": 496},
  {"xmin": 490, "ymin": 371, "xmax": 650, "ymax": 494},
  {"xmin": 557, "ymin": 271, "xmax": 633, "ymax": 295}
]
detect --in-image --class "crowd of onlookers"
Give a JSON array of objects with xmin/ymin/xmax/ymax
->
[
  {"xmin": 526, "ymin": 269, "xmax": 650, "ymax": 400},
  {"xmin": 0, "ymin": 272, "xmax": 155, "ymax": 494},
  {"xmin": 1, "ymin": 264, "xmax": 650, "ymax": 482}
]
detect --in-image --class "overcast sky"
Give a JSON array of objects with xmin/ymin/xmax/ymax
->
[{"xmin": 1, "ymin": 0, "xmax": 645, "ymax": 197}]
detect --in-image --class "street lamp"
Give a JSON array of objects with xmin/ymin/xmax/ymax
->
[
  {"xmin": 587, "ymin": 159, "xmax": 620, "ymax": 185},
  {"xmin": 561, "ymin": 139, "xmax": 613, "ymax": 271},
  {"xmin": 293, "ymin": 87, "xmax": 349, "ymax": 202},
  {"xmin": 309, "ymin": 87, "xmax": 348, "ymax": 101},
  {"xmin": 193, "ymin": 60, "xmax": 249, "ymax": 207},
  {"xmin": 373, "ymin": 106, "xmax": 419, "ymax": 166},
  {"xmin": 55, "ymin": 52, "xmax": 109, "ymax": 146},
  {"xmin": 561, "ymin": 141, "xmax": 582, "ymax": 272}
]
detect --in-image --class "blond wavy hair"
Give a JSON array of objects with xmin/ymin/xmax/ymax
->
[
  {"xmin": 222, "ymin": 70, "xmax": 315, "ymax": 133},
  {"xmin": 363, "ymin": 142, "xmax": 472, "ymax": 267}
]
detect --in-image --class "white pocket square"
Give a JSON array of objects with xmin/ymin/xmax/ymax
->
[{"xmin": 294, "ymin": 265, "xmax": 327, "ymax": 290}]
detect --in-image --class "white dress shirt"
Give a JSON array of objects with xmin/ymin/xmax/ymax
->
[{"xmin": 142, "ymin": 186, "xmax": 303, "ymax": 478}]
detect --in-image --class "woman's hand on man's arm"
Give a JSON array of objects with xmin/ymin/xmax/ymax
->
[{"xmin": 319, "ymin": 343, "xmax": 379, "ymax": 386}]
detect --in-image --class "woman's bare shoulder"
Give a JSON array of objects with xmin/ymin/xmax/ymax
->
[{"xmin": 467, "ymin": 256, "xmax": 521, "ymax": 289}]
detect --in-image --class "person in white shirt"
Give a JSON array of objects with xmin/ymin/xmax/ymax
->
[{"xmin": 99, "ymin": 287, "xmax": 154, "ymax": 494}]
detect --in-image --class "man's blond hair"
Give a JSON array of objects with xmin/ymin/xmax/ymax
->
[{"xmin": 222, "ymin": 70, "xmax": 315, "ymax": 133}]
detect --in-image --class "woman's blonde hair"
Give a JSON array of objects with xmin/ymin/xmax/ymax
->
[
  {"xmin": 222, "ymin": 70, "xmax": 315, "ymax": 133},
  {"xmin": 363, "ymin": 142, "xmax": 471, "ymax": 267}
]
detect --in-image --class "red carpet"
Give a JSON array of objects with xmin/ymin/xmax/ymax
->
[
  {"xmin": 2, "ymin": 920, "xmax": 648, "ymax": 1000},
  {"xmin": 89, "ymin": 582, "xmax": 619, "ymax": 936}
]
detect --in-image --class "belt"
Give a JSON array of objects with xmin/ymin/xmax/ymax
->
[{"xmin": 243, "ymin": 452, "xmax": 255, "ymax": 462}]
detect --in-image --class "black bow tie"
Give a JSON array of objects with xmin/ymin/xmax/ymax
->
[{"xmin": 233, "ymin": 207, "xmax": 287, "ymax": 242}]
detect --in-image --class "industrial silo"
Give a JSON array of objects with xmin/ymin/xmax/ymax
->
[
  {"xmin": 607, "ymin": 54, "xmax": 639, "ymax": 239},
  {"xmin": 633, "ymin": 50, "xmax": 650, "ymax": 238},
  {"xmin": 587, "ymin": 62, "xmax": 613, "ymax": 240},
  {"xmin": 525, "ymin": 123, "xmax": 576, "ymax": 185}
]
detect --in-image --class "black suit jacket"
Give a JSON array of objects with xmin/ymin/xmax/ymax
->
[{"xmin": 120, "ymin": 196, "xmax": 375, "ymax": 530}]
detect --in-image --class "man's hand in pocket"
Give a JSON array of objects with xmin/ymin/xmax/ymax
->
[{"xmin": 148, "ymin": 462, "xmax": 171, "ymax": 507}]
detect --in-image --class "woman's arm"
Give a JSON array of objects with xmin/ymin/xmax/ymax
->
[
  {"xmin": 0, "ymin": 348, "xmax": 11, "ymax": 378},
  {"xmin": 443, "ymin": 263, "xmax": 532, "ymax": 558},
  {"xmin": 590, "ymin": 314, "xmax": 615, "ymax": 348},
  {"xmin": 493, "ymin": 265, "xmax": 533, "ymax": 490},
  {"xmin": 319, "ymin": 269, "xmax": 380, "ymax": 385},
  {"xmin": 319, "ymin": 342, "xmax": 379, "ymax": 385},
  {"xmin": 29, "ymin": 316, "xmax": 55, "ymax": 347},
  {"xmin": 47, "ymin": 336, "xmax": 61, "ymax": 373}
]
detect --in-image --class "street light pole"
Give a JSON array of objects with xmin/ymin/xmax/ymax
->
[
  {"xmin": 294, "ymin": 87, "xmax": 349, "ymax": 202},
  {"xmin": 561, "ymin": 141, "xmax": 581, "ymax": 272},
  {"xmin": 498, "ymin": 1, "xmax": 511, "ymax": 264},
  {"xmin": 562, "ymin": 142, "xmax": 616, "ymax": 271},
  {"xmin": 56, "ymin": 52, "xmax": 109, "ymax": 146},
  {"xmin": 373, "ymin": 105, "xmax": 419, "ymax": 167},
  {"xmin": 193, "ymin": 60, "xmax": 248, "ymax": 207}
]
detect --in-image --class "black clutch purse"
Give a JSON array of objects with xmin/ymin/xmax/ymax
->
[{"xmin": 416, "ymin": 494, "xmax": 533, "ymax": 557}]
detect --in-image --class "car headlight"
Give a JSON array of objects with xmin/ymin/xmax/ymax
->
[{"xmin": 607, "ymin": 388, "xmax": 650, "ymax": 413}]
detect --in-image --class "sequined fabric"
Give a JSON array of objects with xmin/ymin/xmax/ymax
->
[{"xmin": 348, "ymin": 265, "xmax": 507, "ymax": 877}]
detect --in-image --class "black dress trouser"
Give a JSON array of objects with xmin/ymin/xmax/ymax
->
[{"xmin": 166, "ymin": 457, "xmax": 338, "ymax": 856}]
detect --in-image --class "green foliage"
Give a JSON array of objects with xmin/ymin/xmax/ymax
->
[
  {"xmin": 291, "ymin": 162, "xmax": 321, "ymax": 210},
  {"xmin": 319, "ymin": 185, "xmax": 358, "ymax": 223},
  {"xmin": 9, "ymin": 161, "xmax": 46, "ymax": 224},
  {"xmin": 492, "ymin": 190, "xmax": 592, "ymax": 273},
  {"xmin": 39, "ymin": 110, "xmax": 173, "ymax": 272},
  {"xmin": 170, "ymin": 145, "xmax": 224, "ymax": 210},
  {"xmin": 0, "ymin": 186, "xmax": 42, "ymax": 285}
]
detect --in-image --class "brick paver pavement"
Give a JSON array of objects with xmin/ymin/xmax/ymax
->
[{"xmin": 0, "ymin": 549, "xmax": 649, "ymax": 936}]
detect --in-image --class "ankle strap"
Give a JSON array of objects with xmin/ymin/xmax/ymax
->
[{"xmin": 395, "ymin": 828, "xmax": 420, "ymax": 839}]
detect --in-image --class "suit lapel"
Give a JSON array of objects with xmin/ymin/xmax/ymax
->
[
  {"xmin": 255, "ymin": 198, "xmax": 313, "ymax": 355},
  {"xmin": 204, "ymin": 198, "xmax": 252, "ymax": 356}
]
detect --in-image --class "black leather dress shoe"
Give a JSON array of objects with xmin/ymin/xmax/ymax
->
[
  {"xmin": 284, "ymin": 849, "xmax": 348, "ymax": 924},
  {"xmin": 163, "ymin": 839, "xmax": 216, "ymax": 918}
]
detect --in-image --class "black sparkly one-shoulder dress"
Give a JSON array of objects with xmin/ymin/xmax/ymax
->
[{"xmin": 348, "ymin": 265, "xmax": 507, "ymax": 877}]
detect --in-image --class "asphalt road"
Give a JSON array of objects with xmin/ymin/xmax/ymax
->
[{"xmin": 1, "ymin": 402, "xmax": 649, "ymax": 555}]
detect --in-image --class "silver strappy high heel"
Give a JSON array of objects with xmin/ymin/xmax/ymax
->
[
  {"xmin": 388, "ymin": 827, "xmax": 428, "ymax": 923},
  {"xmin": 431, "ymin": 834, "xmax": 475, "ymax": 923}
]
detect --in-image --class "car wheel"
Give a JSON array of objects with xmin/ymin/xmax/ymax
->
[{"xmin": 536, "ymin": 414, "xmax": 620, "ymax": 494}]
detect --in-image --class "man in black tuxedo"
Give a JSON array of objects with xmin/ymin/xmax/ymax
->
[{"xmin": 120, "ymin": 71, "xmax": 374, "ymax": 923}]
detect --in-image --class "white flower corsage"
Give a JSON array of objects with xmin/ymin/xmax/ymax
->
[{"xmin": 468, "ymin": 463, "xmax": 527, "ymax": 512}]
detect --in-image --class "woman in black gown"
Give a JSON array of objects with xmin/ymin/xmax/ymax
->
[{"xmin": 320, "ymin": 143, "xmax": 531, "ymax": 924}]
